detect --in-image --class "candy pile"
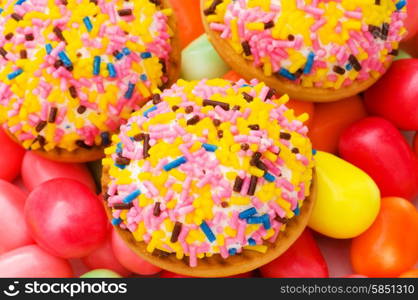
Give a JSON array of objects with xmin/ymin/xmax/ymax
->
[{"xmin": 0, "ymin": 0, "xmax": 417, "ymax": 279}]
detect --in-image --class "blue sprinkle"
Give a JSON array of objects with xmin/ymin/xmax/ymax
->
[
  {"xmin": 7, "ymin": 68, "xmax": 23, "ymax": 80},
  {"xmin": 111, "ymin": 218, "xmax": 122, "ymax": 226},
  {"xmin": 115, "ymin": 164, "xmax": 126, "ymax": 170},
  {"xmin": 116, "ymin": 142, "xmax": 123, "ymax": 153},
  {"xmin": 262, "ymin": 214, "xmax": 271, "ymax": 230},
  {"xmin": 263, "ymin": 172, "xmax": 275, "ymax": 182},
  {"xmin": 140, "ymin": 74, "xmax": 148, "ymax": 81},
  {"xmin": 140, "ymin": 52, "xmax": 152, "ymax": 59},
  {"xmin": 107, "ymin": 63, "xmax": 117, "ymax": 78},
  {"xmin": 15, "ymin": 0, "xmax": 26, "ymax": 5},
  {"xmin": 93, "ymin": 56, "xmax": 101, "ymax": 76},
  {"xmin": 122, "ymin": 47, "xmax": 131, "ymax": 55},
  {"xmin": 100, "ymin": 132, "xmax": 110, "ymax": 146},
  {"xmin": 45, "ymin": 44, "xmax": 53, "ymax": 55},
  {"xmin": 278, "ymin": 68, "xmax": 297, "ymax": 81},
  {"xmin": 247, "ymin": 216, "xmax": 264, "ymax": 224},
  {"xmin": 293, "ymin": 206, "xmax": 300, "ymax": 216},
  {"xmin": 163, "ymin": 156, "xmax": 187, "ymax": 171},
  {"xmin": 228, "ymin": 248, "xmax": 237, "ymax": 256},
  {"xmin": 312, "ymin": 149, "xmax": 317, "ymax": 155},
  {"xmin": 346, "ymin": 64, "xmax": 352, "ymax": 71},
  {"xmin": 303, "ymin": 52, "xmax": 315, "ymax": 74},
  {"xmin": 202, "ymin": 143, "xmax": 218, "ymax": 152},
  {"xmin": 83, "ymin": 16, "xmax": 93, "ymax": 32},
  {"xmin": 0, "ymin": 9, "xmax": 3, "ymax": 14},
  {"xmin": 241, "ymin": 84, "xmax": 252, "ymax": 87},
  {"xmin": 396, "ymin": 0, "xmax": 407, "ymax": 10},
  {"xmin": 123, "ymin": 189, "xmax": 141, "ymax": 204},
  {"xmin": 143, "ymin": 106, "xmax": 157, "ymax": 117},
  {"xmin": 115, "ymin": 52, "xmax": 124, "ymax": 60},
  {"xmin": 248, "ymin": 238, "xmax": 256, "ymax": 246},
  {"xmin": 200, "ymin": 221, "xmax": 216, "ymax": 243},
  {"xmin": 58, "ymin": 51, "xmax": 72, "ymax": 67},
  {"xmin": 124, "ymin": 82, "xmax": 135, "ymax": 99},
  {"xmin": 239, "ymin": 207, "xmax": 257, "ymax": 220}
]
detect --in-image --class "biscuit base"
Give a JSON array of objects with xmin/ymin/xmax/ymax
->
[
  {"xmin": 102, "ymin": 165, "xmax": 317, "ymax": 278},
  {"xmin": 4, "ymin": 0, "xmax": 181, "ymax": 163},
  {"xmin": 200, "ymin": 0, "xmax": 388, "ymax": 103}
]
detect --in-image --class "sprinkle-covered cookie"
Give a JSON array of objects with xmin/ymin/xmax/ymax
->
[
  {"xmin": 103, "ymin": 78, "xmax": 314, "ymax": 267},
  {"xmin": 203, "ymin": 0, "xmax": 407, "ymax": 100},
  {"xmin": 0, "ymin": 0, "xmax": 177, "ymax": 159}
]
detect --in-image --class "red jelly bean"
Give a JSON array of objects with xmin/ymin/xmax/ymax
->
[
  {"xmin": 0, "ymin": 245, "xmax": 73, "ymax": 278},
  {"xmin": 82, "ymin": 236, "xmax": 132, "ymax": 277},
  {"xmin": 111, "ymin": 229, "xmax": 161, "ymax": 275},
  {"xmin": 351, "ymin": 197, "xmax": 418, "ymax": 277},
  {"xmin": 339, "ymin": 117, "xmax": 418, "ymax": 201},
  {"xmin": 259, "ymin": 229, "xmax": 329, "ymax": 278},
  {"xmin": 404, "ymin": 0, "xmax": 418, "ymax": 41},
  {"xmin": 309, "ymin": 95, "xmax": 367, "ymax": 153},
  {"xmin": 0, "ymin": 180, "xmax": 33, "ymax": 255},
  {"xmin": 22, "ymin": 151, "xmax": 96, "ymax": 192},
  {"xmin": 25, "ymin": 178, "xmax": 108, "ymax": 258},
  {"xmin": 364, "ymin": 59, "xmax": 418, "ymax": 130},
  {"xmin": 0, "ymin": 128, "xmax": 25, "ymax": 182}
]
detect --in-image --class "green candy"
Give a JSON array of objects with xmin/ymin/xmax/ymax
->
[
  {"xmin": 394, "ymin": 50, "xmax": 412, "ymax": 61},
  {"xmin": 80, "ymin": 269, "xmax": 122, "ymax": 278},
  {"xmin": 181, "ymin": 34, "xmax": 229, "ymax": 81}
]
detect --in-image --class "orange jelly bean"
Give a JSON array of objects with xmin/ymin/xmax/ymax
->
[
  {"xmin": 170, "ymin": 0, "xmax": 205, "ymax": 49},
  {"xmin": 308, "ymin": 95, "xmax": 367, "ymax": 154}
]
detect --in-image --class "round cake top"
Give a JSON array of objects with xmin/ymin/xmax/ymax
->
[
  {"xmin": 204, "ymin": 0, "xmax": 407, "ymax": 89},
  {"xmin": 0, "ymin": 0, "xmax": 173, "ymax": 152},
  {"xmin": 103, "ymin": 78, "xmax": 314, "ymax": 267}
]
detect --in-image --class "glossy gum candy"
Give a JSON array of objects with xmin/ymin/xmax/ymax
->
[
  {"xmin": 351, "ymin": 197, "xmax": 418, "ymax": 277},
  {"xmin": 365, "ymin": 59, "xmax": 418, "ymax": 131},
  {"xmin": 308, "ymin": 151, "xmax": 380, "ymax": 239},
  {"xmin": 80, "ymin": 269, "xmax": 122, "ymax": 278},
  {"xmin": 0, "ymin": 128, "xmax": 25, "ymax": 182},
  {"xmin": 0, "ymin": 180, "xmax": 33, "ymax": 255},
  {"xmin": 259, "ymin": 229, "xmax": 329, "ymax": 278},
  {"xmin": 25, "ymin": 178, "xmax": 108, "ymax": 258},
  {"xmin": 339, "ymin": 117, "xmax": 418, "ymax": 201},
  {"xmin": 0, "ymin": 245, "xmax": 73, "ymax": 278}
]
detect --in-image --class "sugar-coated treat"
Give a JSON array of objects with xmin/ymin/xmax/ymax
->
[
  {"xmin": 202, "ymin": 0, "xmax": 408, "ymax": 102},
  {"xmin": 0, "ymin": 0, "xmax": 179, "ymax": 162},
  {"xmin": 102, "ymin": 78, "xmax": 314, "ymax": 271}
]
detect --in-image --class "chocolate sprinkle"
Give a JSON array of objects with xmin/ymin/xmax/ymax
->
[
  {"xmin": 333, "ymin": 65, "xmax": 346, "ymax": 75},
  {"xmin": 242, "ymin": 92, "xmax": 254, "ymax": 102},
  {"xmin": 240, "ymin": 143, "xmax": 249, "ymax": 151},
  {"xmin": 213, "ymin": 119, "xmax": 221, "ymax": 126},
  {"xmin": 48, "ymin": 107, "xmax": 58, "ymax": 123},
  {"xmin": 248, "ymin": 124, "xmax": 260, "ymax": 130},
  {"xmin": 280, "ymin": 132, "xmax": 291, "ymax": 140},
  {"xmin": 217, "ymin": 130, "xmax": 223, "ymax": 138},
  {"xmin": 287, "ymin": 34, "xmax": 295, "ymax": 41},
  {"xmin": 69, "ymin": 86, "xmax": 78, "ymax": 98},
  {"xmin": 5, "ymin": 33, "xmax": 13, "ymax": 40},
  {"xmin": 264, "ymin": 21, "xmax": 275, "ymax": 29},
  {"xmin": 149, "ymin": 0, "xmax": 161, "ymax": 6},
  {"xmin": 152, "ymin": 94, "xmax": 161, "ymax": 104},
  {"xmin": 172, "ymin": 105, "xmax": 179, "ymax": 111},
  {"xmin": 170, "ymin": 222, "xmax": 182, "ymax": 243},
  {"xmin": 186, "ymin": 115, "xmax": 200, "ymax": 125},
  {"xmin": 368, "ymin": 25, "xmax": 381, "ymax": 39},
  {"xmin": 381, "ymin": 23, "xmax": 389, "ymax": 40},
  {"xmin": 134, "ymin": 133, "xmax": 145, "ymax": 141},
  {"xmin": 53, "ymin": 26, "xmax": 66, "ymax": 42},
  {"xmin": 75, "ymin": 140, "xmax": 92, "ymax": 149},
  {"xmin": 20, "ymin": 50, "xmax": 27, "ymax": 59},
  {"xmin": 35, "ymin": 121, "xmax": 47, "ymax": 132},
  {"xmin": 113, "ymin": 203, "xmax": 134, "ymax": 210},
  {"xmin": 153, "ymin": 202, "xmax": 161, "ymax": 217},
  {"xmin": 247, "ymin": 176, "xmax": 258, "ymax": 196},
  {"xmin": 274, "ymin": 215, "xmax": 289, "ymax": 224},
  {"xmin": 54, "ymin": 60, "xmax": 64, "ymax": 68},
  {"xmin": 241, "ymin": 41, "xmax": 252, "ymax": 56},
  {"xmin": 118, "ymin": 9, "xmax": 132, "ymax": 16},
  {"xmin": 25, "ymin": 33, "xmax": 34, "ymax": 41},
  {"xmin": 143, "ymin": 134, "xmax": 150, "ymax": 158},
  {"xmin": 0, "ymin": 47, "xmax": 7, "ymax": 59},
  {"xmin": 185, "ymin": 106, "xmax": 194, "ymax": 113},
  {"xmin": 221, "ymin": 201, "xmax": 229, "ymax": 208},
  {"xmin": 11, "ymin": 13, "xmax": 22, "ymax": 21},
  {"xmin": 203, "ymin": 99, "xmax": 230, "ymax": 111},
  {"xmin": 292, "ymin": 148, "xmax": 300, "ymax": 154},
  {"xmin": 33, "ymin": 135, "xmax": 46, "ymax": 147},
  {"xmin": 389, "ymin": 49, "xmax": 399, "ymax": 56},
  {"xmin": 203, "ymin": 0, "xmax": 223, "ymax": 15},
  {"xmin": 77, "ymin": 105, "xmax": 86, "ymax": 114},
  {"xmin": 101, "ymin": 132, "xmax": 111, "ymax": 146},
  {"xmin": 265, "ymin": 88, "xmax": 277, "ymax": 100},
  {"xmin": 348, "ymin": 54, "xmax": 362, "ymax": 72},
  {"xmin": 233, "ymin": 176, "xmax": 244, "ymax": 192},
  {"xmin": 116, "ymin": 156, "xmax": 130, "ymax": 165}
]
